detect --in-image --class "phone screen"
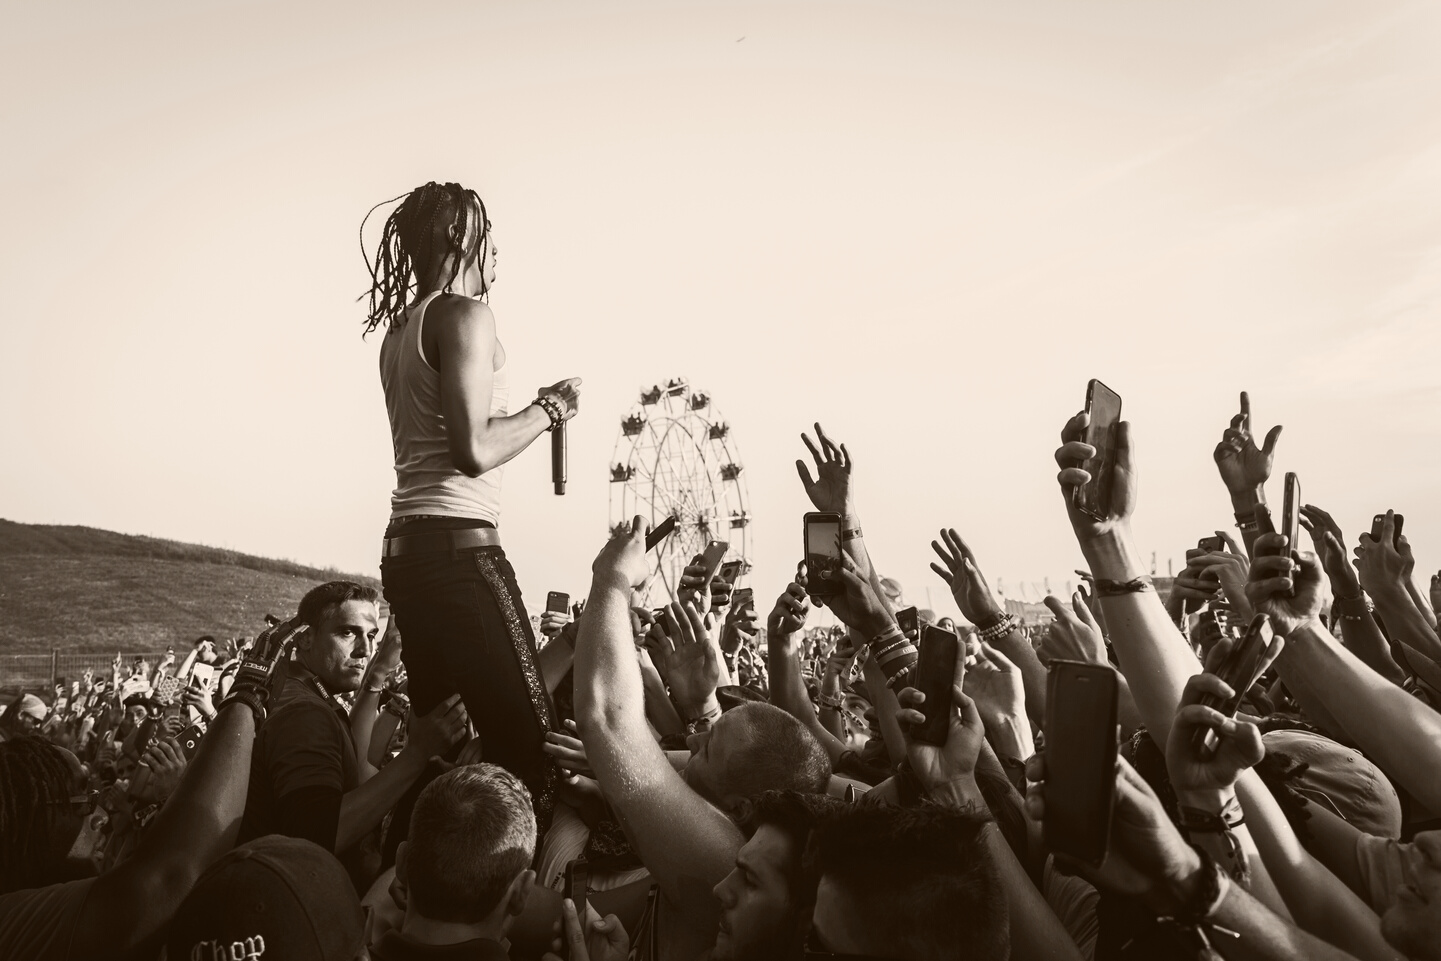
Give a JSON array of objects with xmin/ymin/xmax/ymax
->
[
  {"xmin": 1043, "ymin": 661, "xmax": 1119, "ymax": 865},
  {"xmin": 1075, "ymin": 380, "xmax": 1122, "ymax": 520},
  {"xmin": 1282, "ymin": 473, "xmax": 1301, "ymax": 551},
  {"xmin": 912, "ymin": 627, "xmax": 959, "ymax": 745},
  {"xmin": 804, "ymin": 513, "xmax": 844, "ymax": 595}
]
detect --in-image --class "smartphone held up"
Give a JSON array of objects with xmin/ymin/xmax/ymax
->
[
  {"xmin": 1042, "ymin": 660, "xmax": 1119, "ymax": 866},
  {"xmin": 1074, "ymin": 380, "xmax": 1122, "ymax": 520},
  {"xmin": 803, "ymin": 512, "xmax": 844, "ymax": 597}
]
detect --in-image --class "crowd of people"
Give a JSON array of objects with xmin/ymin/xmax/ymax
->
[
  {"xmin": 5, "ymin": 178, "xmax": 1441, "ymax": 961},
  {"xmin": 5, "ymin": 403, "xmax": 1441, "ymax": 960}
]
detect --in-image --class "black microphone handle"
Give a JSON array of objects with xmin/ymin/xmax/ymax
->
[{"xmin": 552, "ymin": 421, "xmax": 567, "ymax": 496}]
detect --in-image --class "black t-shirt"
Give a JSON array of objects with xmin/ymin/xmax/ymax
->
[{"xmin": 238, "ymin": 672, "xmax": 358, "ymax": 849}]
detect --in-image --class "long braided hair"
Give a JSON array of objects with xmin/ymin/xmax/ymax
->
[
  {"xmin": 0, "ymin": 736, "xmax": 75, "ymax": 893},
  {"xmin": 359, "ymin": 181, "xmax": 492, "ymax": 336}
]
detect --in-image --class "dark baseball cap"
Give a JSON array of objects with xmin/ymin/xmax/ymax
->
[{"xmin": 166, "ymin": 835, "xmax": 364, "ymax": 961}]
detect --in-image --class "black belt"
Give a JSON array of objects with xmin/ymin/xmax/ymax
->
[{"xmin": 382, "ymin": 526, "xmax": 502, "ymax": 557}]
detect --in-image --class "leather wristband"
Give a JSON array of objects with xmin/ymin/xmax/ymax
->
[{"xmin": 219, "ymin": 689, "xmax": 268, "ymax": 725}]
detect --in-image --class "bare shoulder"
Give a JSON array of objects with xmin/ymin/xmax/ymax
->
[{"xmin": 427, "ymin": 295, "xmax": 495, "ymax": 336}]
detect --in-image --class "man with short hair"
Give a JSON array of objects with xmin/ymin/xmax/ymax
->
[
  {"xmin": 239, "ymin": 581, "xmax": 469, "ymax": 874},
  {"xmin": 374, "ymin": 762, "xmax": 627, "ymax": 961},
  {"xmin": 808, "ymin": 804, "xmax": 1009, "ymax": 961}
]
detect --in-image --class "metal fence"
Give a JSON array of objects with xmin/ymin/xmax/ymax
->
[{"xmin": 1, "ymin": 652, "xmax": 169, "ymax": 695}]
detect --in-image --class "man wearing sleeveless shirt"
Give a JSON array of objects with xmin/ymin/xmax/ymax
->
[{"xmin": 362, "ymin": 182, "xmax": 581, "ymax": 832}]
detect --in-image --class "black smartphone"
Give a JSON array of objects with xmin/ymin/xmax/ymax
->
[
  {"xmin": 1191, "ymin": 613, "xmax": 1280, "ymax": 758},
  {"xmin": 1372, "ymin": 513, "xmax": 1405, "ymax": 547},
  {"xmin": 804, "ymin": 511, "xmax": 845, "ymax": 597},
  {"xmin": 731, "ymin": 587, "xmax": 755, "ymax": 616},
  {"xmin": 547, "ymin": 592, "xmax": 570, "ymax": 614},
  {"xmin": 1282, "ymin": 473, "xmax": 1300, "ymax": 551},
  {"xmin": 646, "ymin": 515, "xmax": 677, "ymax": 552},
  {"xmin": 896, "ymin": 606, "xmax": 920, "ymax": 642},
  {"xmin": 562, "ymin": 857, "xmax": 589, "ymax": 957},
  {"xmin": 911, "ymin": 626, "xmax": 960, "ymax": 745},
  {"xmin": 1075, "ymin": 380, "xmax": 1122, "ymax": 520},
  {"xmin": 696, "ymin": 540, "xmax": 729, "ymax": 585},
  {"xmin": 1197, "ymin": 535, "xmax": 1225, "ymax": 554},
  {"xmin": 1043, "ymin": 660, "xmax": 1119, "ymax": 866},
  {"xmin": 719, "ymin": 559, "xmax": 744, "ymax": 586},
  {"xmin": 177, "ymin": 721, "xmax": 206, "ymax": 760}
]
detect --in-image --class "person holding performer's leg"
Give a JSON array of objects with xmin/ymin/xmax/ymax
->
[{"xmin": 361, "ymin": 181, "xmax": 580, "ymax": 832}]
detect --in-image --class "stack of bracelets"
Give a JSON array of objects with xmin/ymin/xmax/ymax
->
[
  {"xmin": 870, "ymin": 624, "xmax": 919, "ymax": 691},
  {"xmin": 975, "ymin": 610, "xmax": 1019, "ymax": 644},
  {"xmin": 533, "ymin": 394, "xmax": 566, "ymax": 430}
]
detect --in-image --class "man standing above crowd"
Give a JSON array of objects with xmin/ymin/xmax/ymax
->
[{"xmin": 238, "ymin": 581, "xmax": 469, "ymax": 882}]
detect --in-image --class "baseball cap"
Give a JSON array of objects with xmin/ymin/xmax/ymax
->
[
  {"xmin": 1263, "ymin": 730, "xmax": 1402, "ymax": 839},
  {"xmin": 166, "ymin": 835, "xmax": 364, "ymax": 961}
]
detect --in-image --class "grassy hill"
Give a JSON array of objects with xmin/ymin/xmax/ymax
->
[{"xmin": 0, "ymin": 519, "xmax": 379, "ymax": 656}]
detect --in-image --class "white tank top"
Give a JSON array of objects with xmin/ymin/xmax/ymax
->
[{"xmin": 379, "ymin": 291, "xmax": 509, "ymax": 524}]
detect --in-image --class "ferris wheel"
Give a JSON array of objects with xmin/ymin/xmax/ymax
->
[{"xmin": 609, "ymin": 378, "xmax": 751, "ymax": 607}]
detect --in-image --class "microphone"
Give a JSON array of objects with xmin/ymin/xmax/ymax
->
[{"xmin": 552, "ymin": 420, "xmax": 567, "ymax": 495}]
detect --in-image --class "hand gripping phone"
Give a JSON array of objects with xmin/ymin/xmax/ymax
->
[
  {"xmin": 1043, "ymin": 660, "xmax": 1120, "ymax": 866},
  {"xmin": 803, "ymin": 512, "xmax": 845, "ymax": 597},
  {"xmin": 1372, "ymin": 513, "xmax": 1405, "ymax": 547},
  {"xmin": 547, "ymin": 592, "xmax": 570, "ymax": 614},
  {"xmin": 1191, "ymin": 613, "xmax": 1282, "ymax": 759},
  {"xmin": 1197, "ymin": 535, "xmax": 1225, "ymax": 554},
  {"xmin": 910, "ymin": 626, "xmax": 960, "ymax": 746},
  {"xmin": 1074, "ymin": 380, "xmax": 1122, "ymax": 520},
  {"xmin": 562, "ymin": 857, "xmax": 589, "ymax": 958},
  {"xmin": 697, "ymin": 540, "xmax": 729, "ymax": 585},
  {"xmin": 731, "ymin": 587, "xmax": 755, "ymax": 617}
]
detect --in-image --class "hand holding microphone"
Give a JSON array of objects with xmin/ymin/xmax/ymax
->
[{"xmin": 536, "ymin": 378, "xmax": 582, "ymax": 496}]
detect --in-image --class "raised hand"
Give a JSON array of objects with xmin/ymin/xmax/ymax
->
[
  {"xmin": 133, "ymin": 737, "xmax": 187, "ymax": 803},
  {"xmin": 815, "ymin": 554, "xmax": 894, "ymax": 638},
  {"xmin": 1164, "ymin": 663, "xmax": 1265, "ymax": 801},
  {"xmin": 720, "ymin": 601, "xmax": 758, "ymax": 656},
  {"xmin": 542, "ymin": 725, "xmax": 594, "ymax": 778},
  {"xmin": 929, "ymin": 529, "xmax": 1002, "ymax": 623},
  {"xmin": 1245, "ymin": 532, "xmax": 1324, "ymax": 636},
  {"xmin": 1189, "ymin": 546, "xmax": 1253, "ymax": 618},
  {"xmin": 766, "ymin": 582, "xmax": 811, "ymax": 656},
  {"xmin": 1299, "ymin": 505, "xmax": 1360, "ymax": 600},
  {"xmin": 540, "ymin": 609, "xmax": 574, "ymax": 639},
  {"xmin": 677, "ymin": 556, "xmax": 717, "ymax": 615},
  {"xmin": 539, "ymin": 377, "xmax": 583, "ymax": 423},
  {"xmin": 658, "ymin": 600, "xmax": 727, "ymax": 718},
  {"xmin": 1354, "ymin": 511, "xmax": 1408, "ymax": 599},
  {"xmin": 795, "ymin": 422, "xmax": 853, "ymax": 516},
  {"xmin": 1025, "ymin": 753, "xmax": 1201, "ymax": 912},
  {"xmin": 1212, "ymin": 391, "xmax": 1282, "ymax": 497},
  {"xmin": 221, "ymin": 616, "xmax": 306, "ymax": 718},
  {"xmin": 896, "ymin": 665, "xmax": 986, "ymax": 803},
  {"xmin": 592, "ymin": 516, "xmax": 649, "ymax": 590},
  {"xmin": 963, "ymin": 642, "xmax": 1026, "ymax": 732},
  {"xmin": 363, "ymin": 616, "xmax": 405, "ymax": 689},
  {"xmin": 1055, "ymin": 410, "xmax": 1137, "ymax": 543},
  {"xmin": 1039, "ymin": 592, "xmax": 1106, "ymax": 665}
]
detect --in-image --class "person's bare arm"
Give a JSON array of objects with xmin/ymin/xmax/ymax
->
[
  {"xmin": 574, "ymin": 520, "xmax": 740, "ymax": 957},
  {"xmin": 337, "ymin": 694, "xmax": 468, "ymax": 852},
  {"xmin": 430, "ymin": 297, "xmax": 579, "ymax": 477},
  {"xmin": 767, "ymin": 584, "xmax": 847, "ymax": 764},
  {"xmin": 349, "ymin": 694, "xmax": 382, "ymax": 783}
]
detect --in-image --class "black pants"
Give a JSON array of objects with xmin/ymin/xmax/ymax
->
[{"xmin": 380, "ymin": 536, "xmax": 557, "ymax": 833}]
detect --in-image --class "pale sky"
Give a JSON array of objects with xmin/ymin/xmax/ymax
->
[{"xmin": 4, "ymin": 0, "xmax": 1441, "ymax": 621}]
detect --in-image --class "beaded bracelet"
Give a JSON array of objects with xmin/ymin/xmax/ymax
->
[
  {"xmin": 533, "ymin": 395, "xmax": 565, "ymax": 430},
  {"xmin": 977, "ymin": 614, "xmax": 1019, "ymax": 644}
]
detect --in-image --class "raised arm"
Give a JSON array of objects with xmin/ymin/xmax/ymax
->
[
  {"xmin": 1356, "ymin": 513, "xmax": 1441, "ymax": 667},
  {"xmin": 429, "ymin": 296, "xmax": 580, "ymax": 477},
  {"xmin": 573, "ymin": 519, "xmax": 741, "ymax": 951},
  {"xmin": 766, "ymin": 582, "xmax": 847, "ymax": 763},
  {"xmin": 69, "ymin": 619, "xmax": 300, "ymax": 958},
  {"xmin": 1212, "ymin": 391, "xmax": 1282, "ymax": 558},
  {"xmin": 1055, "ymin": 408, "xmax": 1396, "ymax": 959}
]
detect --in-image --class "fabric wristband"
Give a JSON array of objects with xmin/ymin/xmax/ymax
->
[{"xmin": 1094, "ymin": 576, "xmax": 1155, "ymax": 597}]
